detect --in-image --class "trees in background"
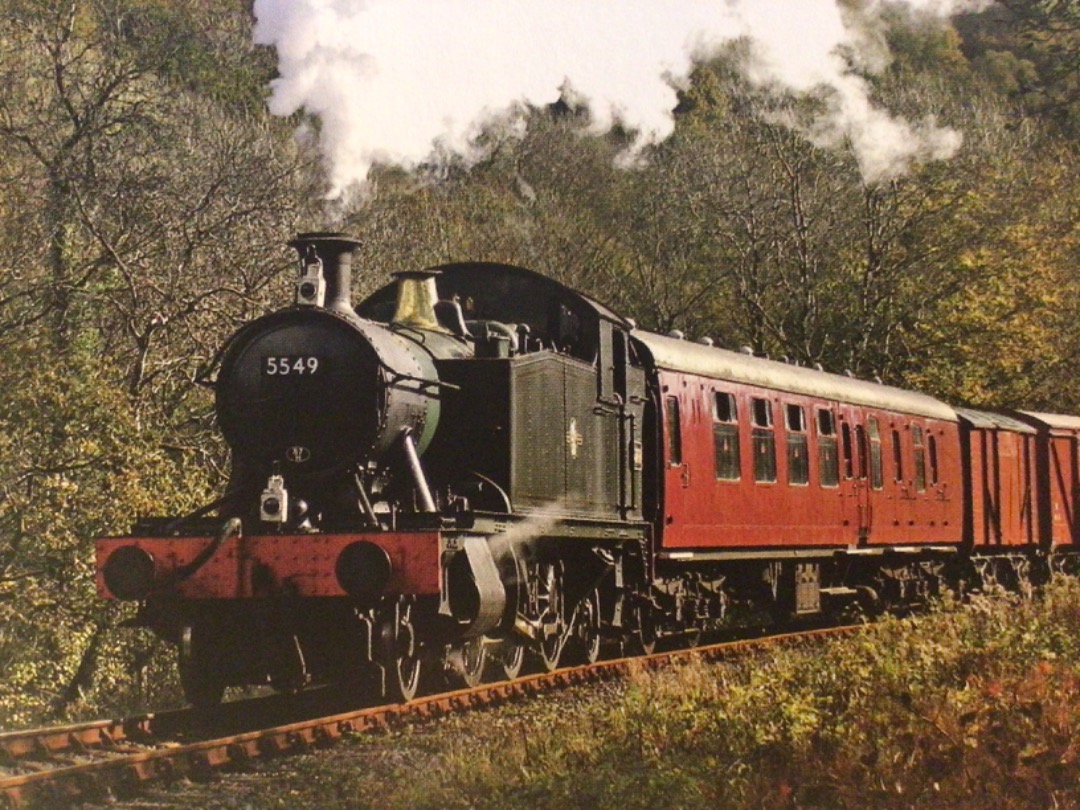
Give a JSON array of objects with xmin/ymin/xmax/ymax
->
[
  {"xmin": 957, "ymin": 0, "xmax": 1078, "ymax": 137},
  {"xmin": 346, "ymin": 22, "xmax": 1078, "ymax": 409},
  {"xmin": 0, "ymin": 0, "xmax": 1075, "ymax": 723},
  {"xmin": 0, "ymin": 0, "xmax": 318, "ymax": 723}
]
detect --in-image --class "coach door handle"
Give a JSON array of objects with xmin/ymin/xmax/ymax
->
[{"xmin": 681, "ymin": 462, "xmax": 691, "ymax": 488}]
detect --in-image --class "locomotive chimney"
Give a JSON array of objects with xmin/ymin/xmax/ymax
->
[
  {"xmin": 288, "ymin": 232, "xmax": 362, "ymax": 315},
  {"xmin": 391, "ymin": 269, "xmax": 447, "ymax": 332}
]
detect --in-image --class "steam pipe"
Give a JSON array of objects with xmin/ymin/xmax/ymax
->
[{"xmin": 400, "ymin": 430, "xmax": 437, "ymax": 513}]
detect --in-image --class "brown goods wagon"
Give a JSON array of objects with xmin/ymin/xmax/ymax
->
[
  {"xmin": 956, "ymin": 409, "xmax": 1038, "ymax": 550},
  {"xmin": 1014, "ymin": 411, "xmax": 1080, "ymax": 551}
]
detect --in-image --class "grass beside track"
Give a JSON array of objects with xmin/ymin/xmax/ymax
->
[{"xmin": 107, "ymin": 579, "xmax": 1080, "ymax": 810}]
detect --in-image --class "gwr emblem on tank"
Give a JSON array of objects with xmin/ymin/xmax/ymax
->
[
  {"xmin": 286, "ymin": 446, "xmax": 312, "ymax": 464},
  {"xmin": 566, "ymin": 418, "xmax": 583, "ymax": 459}
]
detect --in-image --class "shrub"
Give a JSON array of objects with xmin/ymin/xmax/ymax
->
[{"xmin": 284, "ymin": 577, "xmax": 1080, "ymax": 810}]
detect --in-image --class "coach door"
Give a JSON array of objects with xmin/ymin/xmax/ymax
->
[
  {"xmin": 662, "ymin": 389, "xmax": 689, "ymax": 537},
  {"xmin": 661, "ymin": 379, "xmax": 716, "ymax": 547},
  {"xmin": 838, "ymin": 406, "xmax": 873, "ymax": 544}
]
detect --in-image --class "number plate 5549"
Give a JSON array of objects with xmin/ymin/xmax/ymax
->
[{"xmin": 263, "ymin": 356, "xmax": 321, "ymax": 376}]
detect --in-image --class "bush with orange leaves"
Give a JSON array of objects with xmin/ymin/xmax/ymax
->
[{"xmin": 277, "ymin": 578, "xmax": 1080, "ymax": 810}]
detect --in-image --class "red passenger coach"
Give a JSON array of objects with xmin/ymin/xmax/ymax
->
[{"xmin": 633, "ymin": 332, "xmax": 964, "ymax": 554}]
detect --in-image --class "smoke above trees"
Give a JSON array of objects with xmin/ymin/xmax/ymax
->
[{"xmin": 253, "ymin": 0, "xmax": 991, "ymax": 194}]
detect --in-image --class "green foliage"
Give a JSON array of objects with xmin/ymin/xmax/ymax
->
[
  {"xmin": 956, "ymin": 1, "xmax": 1079, "ymax": 137},
  {"xmin": 907, "ymin": 141, "xmax": 1080, "ymax": 410},
  {"xmin": 0, "ymin": 350, "xmax": 216, "ymax": 725},
  {"xmin": 274, "ymin": 580, "xmax": 1080, "ymax": 810},
  {"xmin": 114, "ymin": 0, "xmax": 278, "ymax": 114},
  {"xmin": 0, "ymin": 0, "xmax": 1077, "ymax": 730}
]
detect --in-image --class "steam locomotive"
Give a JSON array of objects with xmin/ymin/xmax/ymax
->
[{"xmin": 96, "ymin": 233, "xmax": 1079, "ymax": 706}]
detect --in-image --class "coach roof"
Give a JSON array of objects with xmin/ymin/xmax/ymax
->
[
  {"xmin": 1016, "ymin": 411, "xmax": 1080, "ymax": 432},
  {"xmin": 632, "ymin": 330, "xmax": 957, "ymax": 422},
  {"xmin": 956, "ymin": 408, "xmax": 1037, "ymax": 433}
]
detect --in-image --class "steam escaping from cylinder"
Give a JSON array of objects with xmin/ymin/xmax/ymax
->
[
  {"xmin": 253, "ymin": 0, "xmax": 990, "ymax": 193},
  {"xmin": 445, "ymin": 498, "xmax": 618, "ymax": 642},
  {"xmin": 492, "ymin": 500, "xmax": 568, "ymax": 550}
]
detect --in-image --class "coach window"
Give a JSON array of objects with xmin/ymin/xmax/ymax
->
[
  {"xmin": 713, "ymin": 392, "xmax": 741, "ymax": 481},
  {"xmin": 856, "ymin": 425, "xmax": 869, "ymax": 483},
  {"xmin": 892, "ymin": 429, "xmax": 904, "ymax": 483},
  {"xmin": 928, "ymin": 434, "xmax": 940, "ymax": 485},
  {"xmin": 666, "ymin": 396, "xmax": 682, "ymax": 466},
  {"xmin": 868, "ymin": 417, "xmax": 884, "ymax": 490},
  {"xmin": 913, "ymin": 425, "xmax": 927, "ymax": 492},
  {"xmin": 841, "ymin": 422, "xmax": 854, "ymax": 479},
  {"xmin": 751, "ymin": 397, "xmax": 777, "ymax": 483},
  {"xmin": 817, "ymin": 409, "xmax": 839, "ymax": 488},
  {"xmin": 786, "ymin": 404, "xmax": 809, "ymax": 486}
]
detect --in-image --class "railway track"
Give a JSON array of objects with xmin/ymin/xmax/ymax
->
[{"xmin": 0, "ymin": 624, "xmax": 858, "ymax": 808}]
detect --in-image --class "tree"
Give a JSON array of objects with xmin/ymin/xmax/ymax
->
[
  {"xmin": 905, "ymin": 138, "xmax": 1080, "ymax": 410},
  {"xmin": 0, "ymin": 0, "xmax": 321, "ymax": 722},
  {"xmin": 956, "ymin": 1, "xmax": 1079, "ymax": 137}
]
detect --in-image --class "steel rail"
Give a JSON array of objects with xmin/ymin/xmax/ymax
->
[
  {"xmin": 0, "ymin": 623, "xmax": 860, "ymax": 807},
  {"xmin": 0, "ymin": 716, "xmax": 158, "ymax": 761},
  {"xmin": 0, "ymin": 690, "xmax": 324, "ymax": 765}
]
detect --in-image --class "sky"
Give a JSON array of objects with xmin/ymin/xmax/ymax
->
[{"xmin": 252, "ymin": 0, "xmax": 990, "ymax": 195}]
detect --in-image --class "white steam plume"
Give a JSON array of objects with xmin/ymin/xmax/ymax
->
[{"xmin": 253, "ymin": 0, "xmax": 989, "ymax": 193}]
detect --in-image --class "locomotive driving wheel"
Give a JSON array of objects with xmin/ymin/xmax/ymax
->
[
  {"xmin": 538, "ymin": 624, "xmax": 566, "ymax": 672},
  {"xmin": 178, "ymin": 624, "xmax": 226, "ymax": 709},
  {"xmin": 381, "ymin": 602, "xmax": 422, "ymax": 702},
  {"xmin": 487, "ymin": 638, "xmax": 526, "ymax": 681},
  {"xmin": 564, "ymin": 587, "xmax": 602, "ymax": 665},
  {"xmin": 535, "ymin": 562, "xmax": 568, "ymax": 672},
  {"xmin": 444, "ymin": 637, "xmax": 487, "ymax": 688}
]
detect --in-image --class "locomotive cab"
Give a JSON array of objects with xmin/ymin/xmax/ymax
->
[{"xmin": 357, "ymin": 262, "xmax": 647, "ymax": 523}]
